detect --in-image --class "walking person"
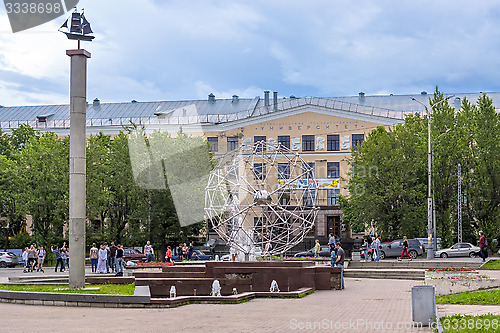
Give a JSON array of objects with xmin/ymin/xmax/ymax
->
[
  {"xmin": 165, "ymin": 246, "xmax": 172, "ymax": 263},
  {"xmin": 398, "ymin": 236, "xmax": 412, "ymax": 261},
  {"xmin": 37, "ymin": 246, "xmax": 46, "ymax": 272},
  {"xmin": 61, "ymin": 245, "xmax": 69, "ymax": 272},
  {"xmin": 314, "ymin": 239, "xmax": 321, "ymax": 258},
  {"xmin": 22, "ymin": 247, "xmax": 28, "ymax": 273},
  {"xmin": 89, "ymin": 243, "xmax": 99, "ymax": 273},
  {"xmin": 27, "ymin": 245, "xmax": 37, "ymax": 272},
  {"xmin": 188, "ymin": 242, "xmax": 194, "ymax": 260},
  {"xmin": 182, "ymin": 243, "xmax": 189, "ymax": 261},
  {"xmin": 370, "ymin": 237, "xmax": 377, "ymax": 261},
  {"xmin": 104, "ymin": 242, "xmax": 110, "ymax": 273},
  {"xmin": 478, "ymin": 232, "xmax": 487, "ymax": 262},
  {"xmin": 115, "ymin": 244, "xmax": 124, "ymax": 276},
  {"xmin": 335, "ymin": 243, "xmax": 345, "ymax": 289},
  {"xmin": 374, "ymin": 236, "xmax": 382, "ymax": 262},
  {"xmin": 328, "ymin": 233, "xmax": 336, "ymax": 253},
  {"xmin": 97, "ymin": 244, "xmax": 107, "ymax": 273},
  {"xmin": 51, "ymin": 245, "xmax": 65, "ymax": 272},
  {"xmin": 361, "ymin": 238, "xmax": 370, "ymax": 262},
  {"xmin": 109, "ymin": 242, "xmax": 117, "ymax": 273}
]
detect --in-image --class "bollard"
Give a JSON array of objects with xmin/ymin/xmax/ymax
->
[{"xmin": 412, "ymin": 285, "xmax": 436, "ymax": 326}]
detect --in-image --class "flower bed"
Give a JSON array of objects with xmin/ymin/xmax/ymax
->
[
  {"xmin": 426, "ymin": 267, "xmax": 474, "ymax": 272},
  {"xmin": 425, "ymin": 267, "xmax": 500, "ymax": 296},
  {"xmin": 135, "ymin": 261, "xmax": 174, "ymax": 267}
]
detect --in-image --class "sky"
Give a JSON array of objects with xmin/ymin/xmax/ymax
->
[{"xmin": 0, "ymin": 0, "xmax": 500, "ymax": 106}]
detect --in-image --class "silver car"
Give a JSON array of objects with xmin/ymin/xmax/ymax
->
[
  {"xmin": 434, "ymin": 243, "xmax": 480, "ymax": 258},
  {"xmin": 0, "ymin": 251, "xmax": 19, "ymax": 268}
]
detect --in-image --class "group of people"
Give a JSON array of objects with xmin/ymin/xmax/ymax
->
[
  {"xmin": 89, "ymin": 242, "xmax": 124, "ymax": 275},
  {"xmin": 361, "ymin": 236, "xmax": 382, "ymax": 262},
  {"xmin": 50, "ymin": 243, "xmax": 70, "ymax": 272},
  {"xmin": 21, "ymin": 243, "xmax": 46, "ymax": 273},
  {"xmin": 175, "ymin": 242, "xmax": 195, "ymax": 260}
]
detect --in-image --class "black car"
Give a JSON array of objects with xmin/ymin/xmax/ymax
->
[{"xmin": 294, "ymin": 245, "xmax": 332, "ymax": 258}]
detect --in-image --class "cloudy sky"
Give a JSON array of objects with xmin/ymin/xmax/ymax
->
[{"xmin": 0, "ymin": 0, "xmax": 499, "ymax": 106}]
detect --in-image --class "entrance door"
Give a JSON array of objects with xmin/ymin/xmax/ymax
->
[{"xmin": 327, "ymin": 216, "xmax": 340, "ymax": 236}]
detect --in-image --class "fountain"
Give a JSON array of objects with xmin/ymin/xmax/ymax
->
[
  {"xmin": 211, "ymin": 279, "xmax": 221, "ymax": 297},
  {"xmin": 169, "ymin": 286, "xmax": 176, "ymax": 298},
  {"xmin": 270, "ymin": 280, "xmax": 280, "ymax": 293}
]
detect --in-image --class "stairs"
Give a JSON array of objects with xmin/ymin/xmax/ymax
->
[{"xmin": 344, "ymin": 260, "xmax": 483, "ymax": 281}]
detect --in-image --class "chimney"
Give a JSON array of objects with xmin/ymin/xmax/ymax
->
[
  {"xmin": 208, "ymin": 93, "xmax": 215, "ymax": 102},
  {"xmin": 273, "ymin": 91, "xmax": 278, "ymax": 111},
  {"xmin": 93, "ymin": 98, "xmax": 100, "ymax": 107},
  {"xmin": 264, "ymin": 91, "xmax": 270, "ymax": 107},
  {"xmin": 232, "ymin": 94, "xmax": 239, "ymax": 103}
]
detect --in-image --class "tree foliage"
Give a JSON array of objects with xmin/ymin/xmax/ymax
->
[
  {"xmin": 344, "ymin": 89, "xmax": 500, "ymax": 245},
  {"xmin": 0, "ymin": 126, "xmax": 213, "ymax": 254}
]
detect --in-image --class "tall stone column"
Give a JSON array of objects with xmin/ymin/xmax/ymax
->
[{"xmin": 67, "ymin": 49, "xmax": 90, "ymax": 289}]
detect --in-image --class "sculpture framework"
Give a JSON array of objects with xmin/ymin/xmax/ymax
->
[{"xmin": 205, "ymin": 141, "xmax": 319, "ymax": 259}]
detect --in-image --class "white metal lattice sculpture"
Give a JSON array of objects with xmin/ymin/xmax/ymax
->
[{"xmin": 205, "ymin": 141, "xmax": 318, "ymax": 259}]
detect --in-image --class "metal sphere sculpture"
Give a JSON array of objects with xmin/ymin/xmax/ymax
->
[{"xmin": 205, "ymin": 140, "xmax": 319, "ymax": 259}]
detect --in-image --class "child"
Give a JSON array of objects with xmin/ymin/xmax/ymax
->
[{"xmin": 330, "ymin": 250, "xmax": 337, "ymax": 267}]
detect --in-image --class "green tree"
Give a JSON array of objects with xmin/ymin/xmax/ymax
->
[
  {"xmin": 16, "ymin": 131, "xmax": 69, "ymax": 246},
  {"xmin": 86, "ymin": 133, "xmax": 113, "ymax": 243}
]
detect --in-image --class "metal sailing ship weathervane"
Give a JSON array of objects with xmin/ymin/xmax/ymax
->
[{"xmin": 59, "ymin": 7, "xmax": 95, "ymax": 48}]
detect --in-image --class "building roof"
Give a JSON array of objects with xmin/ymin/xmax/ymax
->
[{"xmin": 1, "ymin": 92, "xmax": 499, "ymax": 130}]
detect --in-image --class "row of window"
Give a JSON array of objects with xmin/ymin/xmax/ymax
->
[
  {"xmin": 207, "ymin": 134, "xmax": 365, "ymax": 152},
  {"xmin": 250, "ymin": 188, "xmax": 340, "ymax": 211},
  {"xmin": 252, "ymin": 162, "xmax": 339, "ymax": 180}
]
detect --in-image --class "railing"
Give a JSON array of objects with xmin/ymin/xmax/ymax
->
[{"xmin": 0, "ymin": 97, "xmax": 412, "ymax": 130}]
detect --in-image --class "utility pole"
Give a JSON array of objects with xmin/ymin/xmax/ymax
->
[{"xmin": 458, "ymin": 163, "xmax": 462, "ymax": 243}]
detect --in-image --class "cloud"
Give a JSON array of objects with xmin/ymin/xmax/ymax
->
[{"xmin": 1, "ymin": 0, "xmax": 500, "ymax": 106}]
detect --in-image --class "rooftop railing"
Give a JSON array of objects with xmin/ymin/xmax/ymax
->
[{"xmin": 0, "ymin": 97, "xmax": 411, "ymax": 129}]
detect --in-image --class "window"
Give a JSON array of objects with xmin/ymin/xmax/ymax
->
[
  {"xmin": 207, "ymin": 137, "xmax": 218, "ymax": 152},
  {"xmin": 327, "ymin": 189, "xmax": 340, "ymax": 206},
  {"xmin": 278, "ymin": 136, "xmax": 290, "ymax": 150},
  {"xmin": 227, "ymin": 136, "xmax": 238, "ymax": 151},
  {"xmin": 327, "ymin": 135, "xmax": 340, "ymax": 151},
  {"xmin": 302, "ymin": 135, "xmax": 315, "ymax": 151},
  {"xmin": 253, "ymin": 163, "xmax": 266, "ymax": 180},
  {"xmin": 327, "ymin": 162, "xmax": 340, "ymax": 178},
  {"xmin": 302, "ymin": 189, "xmax": 316, "ymax": 206},
  {"xmin": 254, "ymin": 136, "xmax": 266, "ymax": 152},
  {"xmin": 303, "ymin": 162, "xmax": 315, "ymax": 178},
  {"xmin": 278, "ymin": 163, "xmax": 290, "ymax": 179},
  {"xmin": 352, "ymin": 134, "xmax": 364, "ymax": 149},
  {"xmin": 278, "ymin": 191, "xmax": 290, "ymax": 205}
]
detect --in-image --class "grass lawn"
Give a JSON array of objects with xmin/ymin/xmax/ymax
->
[
  {"xmin": 436, "ymin": 288, "xmax": 500, "ymax": 305},
  {"xmin": 438, "ymin": 314, "xmax": 500, "ymax": 332},
  {"xmin": 0, "ymin": 283, "xmax": 135, "ymax": 295},
  {"xmin": 481, "ymin": 260, "xmax": 500, "ymax": 269}
]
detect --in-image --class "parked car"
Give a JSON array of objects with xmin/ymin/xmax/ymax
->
[
  {"xmin": 415, "ymin": 237, "xmax": 442, "ymax": 251},
  {"xmin": 0, "ymin": 251, "xmax": 19, "ymax": 268},
  {"xmin": 378, "ymin": 239, "xmax": 423, "ymax": 259},
  {"xmin": 122, "ymin": 248, "xmax": 147, "ymax": 262},
  {"xmin": 435, "ymin": 243, "xmax": 480, "ymax": 258},
  {"xmin": 294, "ymin": 245, "xmax": 331, "ymax": 258},
  {"xmin": 172, "ymin": 249, "xmax": 214, "ymax": 261}
]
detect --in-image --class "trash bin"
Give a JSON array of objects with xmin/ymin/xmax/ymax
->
[{"xmin": 411, "ymin": 285, "xmax": 436, "ymax": 326}]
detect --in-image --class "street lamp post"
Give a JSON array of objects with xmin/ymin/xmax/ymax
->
[{"xmin": 411, "ymin": 96, "xmax": 453, "ymax": 259}]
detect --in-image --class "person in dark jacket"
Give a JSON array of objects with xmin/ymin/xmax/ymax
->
[
  {"xmin": 51, "ymin": 245, "xmax": 65, "ymax": 272},
  {"xmin": 398, "ymin": 236, "xmax": 412, "ymax": 261}
]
